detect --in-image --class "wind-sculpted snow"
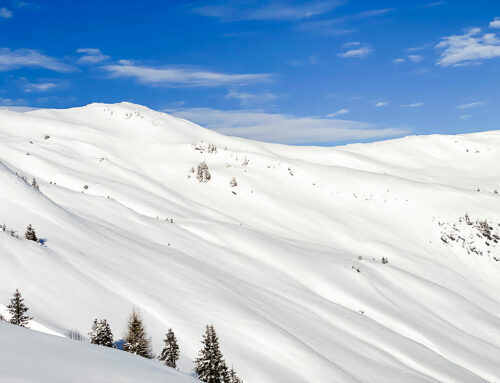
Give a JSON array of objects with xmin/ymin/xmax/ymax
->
[{"xmin": 1, "ymin": 102, "xmax": 500, "ymax": 382}]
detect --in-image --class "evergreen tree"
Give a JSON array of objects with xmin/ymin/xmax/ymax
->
[
  {"xmin": 229, "ymin": 177, "xmax": 237, "ymax": 187},
  {"xmin": 228, "ymin": 367, "xmax": 243, "ymax": 383},
  {"xmin": 25, "ymin": 224, "xmax": 38, "ymax": 242},
  {"xmin": 123, "ymin": 309, "xmax": 154, "ymax": 359},
  {"xmin": 158, "ymin": 328, "xmax": 180, "ymax": 368},
  {"xmin": 89, "ymin": 319, "xmax": 115, "ymax": 348},
  {"xmin": 7, "ymin": 289, "xmax": 32, "ymax": 327},
  {"xmin": 32, "ymin": 178, "xmax": 39, "ymax": 190},
  {"xmin": 194, "ymin": 325, "xmax": 229, "ymax": 383}
]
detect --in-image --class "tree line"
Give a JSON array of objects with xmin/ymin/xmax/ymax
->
[{"xmin": 1, "ymin": 289, "xmax": 243, "ymax": 383}]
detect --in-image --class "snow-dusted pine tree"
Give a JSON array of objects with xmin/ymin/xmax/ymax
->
[
  {"xmin": 197, "ymin": 162, "xmax": 211, "ymax": 183},
  {"xmin": 7, "ymin": 289, "xmax": 32, "ymax": 327},
  {"xmin": 32, "ymin": 178, "xmax": 39, "ymax": 190},
  {"xmin": 229, "ymin": 177, "xmax": 237, "ymax": 187},
  {"xmin": 228, "ymin": 367, "xmax": 244, "ymax": 383},
  {"xmin": 194, "ymin": 325, "xmax": 229, "ymax": 383},
  {"xmin": 25, "ymin": 224, "xmax": 38, "ymax": 242},
  {"xmin": 123, "ymin": 309, "xmax": 154, "ymax": 359},
  {"xmin": 158, "ymin": 328, "xmax": 180, "ymax": 368},
  {"xmin": 89, "ymin": 319, "xmax": 115, "ymax": 348}
]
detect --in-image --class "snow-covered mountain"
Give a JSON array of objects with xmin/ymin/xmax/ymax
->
[{"xmin": 1, "ymin": 102, "xmax": 499, "ymax": 382}]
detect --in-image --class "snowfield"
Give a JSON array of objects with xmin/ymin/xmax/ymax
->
[
  {"xmin": 0, "ymin": 102, "xmax": 500, "ymax": 382},
  {"xmin": 0, "ymin": 322, "xmax": 198, "ymax": 383}
]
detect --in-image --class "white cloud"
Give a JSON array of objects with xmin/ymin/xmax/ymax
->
[
  {"xmin": 343, "ymin": 41, "xmax": 361, "ymax": 48},
  {"xmin": 375, "ymin": 101, "xmax": 388, "ymax": 107},
  {"xmin": 436, "ymin": 27, "xmax": 500, "ymax": 66},
  {"xmin": 192, "ymin": 1, "xmax": 338, "ymax": 21},
  {"xmin": 77, "ymin": 48, "xmax": 110, "ymax": 64},
  {"xmin": 393, "ymin": 58, "xmax": 405, "ymax": 63},
  {"xmin": 169, "ymin": 107, "xmax": 409, "ymax": 144},
  {"xmin": 338, "ymin": 46, "xmax": 372, "ymax": 58},
  {"xmin": 400, "ymin": 102, "xmax": 423, "ymax": 108},
  {"xmin": 23, "ymin": 80, "xmax": 58, "ymax": 92},
  {"xmin": 327, "ymin": 108, "xmax": 349, "ymax": 117},
  {"xmin": 0, "ymin": 7, "xmax": 12, "ymax": 18},
  {"xmin": 224, "ymin": 90, "xmax": 277, "ymax": 106},
  {"xmin": 408, "ymin": 54, "xmax": 424, "ymax": 62},
  {"xmin": 459, "ymin": 114, "xmax": 471, "ymax": 120},
  {"xmin": 0, "ymin": 48, "xmax": 73, "ymax": 72},
  {"xmin": 457, "ymin": 101, "xmax": 483, "ymax": 109},
  {"xmin": 490, "ymin": 17, "xmax": 500, "ymax": 29},
  {"xmin": 102, "ymin": 61, "xmax": 273, "ymax": 87}
]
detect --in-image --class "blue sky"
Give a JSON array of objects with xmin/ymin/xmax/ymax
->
[{"xmin": 1, "ymin": 0, "xmax": 499, "ymax": 145}]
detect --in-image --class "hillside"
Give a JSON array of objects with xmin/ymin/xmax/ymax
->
[
  {"xmin": 1, "ymin": 102, "xmax": 499, "ymax": 382},
  {"xmin": 0, "ymin": 322, "xmax": 198, "ymax": 383}
]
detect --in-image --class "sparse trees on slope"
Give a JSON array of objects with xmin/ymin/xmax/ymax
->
[
  {"xmin": 7, "ymin": 289, "xmax": 32, "ymax": 327},
  {"xmin": 89, "ymin": 319, "xmax": 115, "ymax": 348},
  {"xmin": 123, "ymin": 309, "xmax": 154, "ymax": 359},
  {"xmin": 158, "ymin": 328, "xmax": 180, "ymax": 368},
  {"xmin": 194, "ymin": 325, "xmax": 229, "ymax": 383},
  {"xmin": 25, "ymin": 224, "xmax": 38, "ymax": 242}
]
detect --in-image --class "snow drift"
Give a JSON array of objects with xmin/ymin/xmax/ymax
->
[{"xmin": 1, "ymin": 102, "xmax": 500, "ymax": 382}]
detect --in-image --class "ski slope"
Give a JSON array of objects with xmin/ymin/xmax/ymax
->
[
  {"xmin": 0, "ymin": 322, "xmax": 198, "ymax": 383},
  {"xmin": 0, "ymin": 102, "xmax": 499, "ymax": 382}
]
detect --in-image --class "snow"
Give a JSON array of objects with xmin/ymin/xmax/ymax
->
[
  {"xmin": 0, "ymin": 322, "xmax": 198, "ymax": 383},
  {"xmin": 0, "ymin": 102, "xmax": 500, "ymax": 382}
]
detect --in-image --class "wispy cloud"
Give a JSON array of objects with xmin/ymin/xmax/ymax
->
[
  {"xmin": 22, "ymin": 79, "xmax": 59, "ymax": 92},
  {"xmin": 400, "ymin": 102, "xmax": 423, "ymax": 108},
  {"xmin": 102, "ymin": 60, "xmax": 273, "ymax": 87},
  {"xmin": 191, "ymin": 1, "xmax": 339, "ymax": 21},
  {"xmin": 77, "ymin": 48, "xmax": 110, "ymax": 64},
  {"xmin": 408, "ymin": 54, "xmax": 424, "ymax": 62},
  {"xmin": 436, "ymin": 27, "xmax": 500, "ymax": 67},
  {"xmin": 225, "ymin": 90, "xmax": 277, "ymax": 106},
  {"xmin": 457, "ymin": 101, "xmax": 483, "ymax": 109},
  {"xmin": 393, "ymin": 58, "xmax": 405, "ymax": 63},
  {"xmin": 326, "ymin": 108, "xmax": 349, "ymax": 117},
  {"xmin": 0, "ymin": 48, "xmax": 74, "ymax": 72},
  {"xmin": 0, "ymin": 7, "xmax": 12, "ymax": 18},
  {"xmin": 490, "ymin": 17, "xmax": 500, "ymax": 29},
  {"xmin": 299, "ymin": 7, "xmax": 393, "ymax": 35},
  {"xmin": 170, "ymin": 107, "xmax": 409, "ymax": 144},
  {"xmin": 422, "ymin": 1, "xmax": 444, "ymax": 8},
  {"xmin": 375, "ymin": 101, "xmax": 388, "ymax": 107},
  {"xmin": 459, "ymin": 114, "xmax": 471, "ymax": 120},
  {"xmin": 338, "ymin": 45, "xmax": 372, "ymax": 58}
]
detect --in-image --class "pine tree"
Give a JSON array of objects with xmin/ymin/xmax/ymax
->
[
  {"xmin": 123, "ymin": 309, "xmax": 154, "ymax": 359},
  {"xmin": 228, "ymin": 367, "xmax": 243, "ymax": 383},
  {"xmin": 89, "ymin": 319, "xmax": 115, "ymax": 348},
  {"xmin": 25, "ymin": 224, "xmax": 38, "ymax": 242},
  {"xmin": 32, "ymin": 178, "xmax": 39, "ymax": 190},
  {"xmin": 229, "ymin": 177, "xmax": 237, "ymax": 187},
  {"xmin": 194, "ymin": 325, "xmax": 229, "ymax": 383},
  {"xmin": 158, "ymin": 328, "xmax": 180, "ymax": 368},
  {"xmin": 197, "ymin": 162, "xmax": 211, "ymax": 183},
  {"xmin": 7, "ymin": 289, "xmax": 32, "ymax": 327}
]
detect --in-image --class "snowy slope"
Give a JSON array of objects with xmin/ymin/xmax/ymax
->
[
  {"xmin": 0, "ymin": 322, "xmax": 199, "ymax": 383},
  {"xmin": 1, "ymin": 102, "xmax": 500, "ymax": 382}
]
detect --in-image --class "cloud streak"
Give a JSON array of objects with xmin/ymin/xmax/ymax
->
[
  {"xmin": 192, "ymin": 1, "xmax": 339, "ymax": 21},
  {"xmin": 103, "ymin": 61, "xmax": 273, "ymax": 87},
  {"xmin": 436, "ymin": 27, "xmax": 500, "ymax": 67},
  {"xmin": 170, "ymin": 107, "xmax": 409, "ymax": 144},
  {"xmin": 77, "ymin": 48, "xmax": 110, "ymax": 64},
  {"xmin": 0, "ymin": 48, "xmax": 73, "ymax": 72}
]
